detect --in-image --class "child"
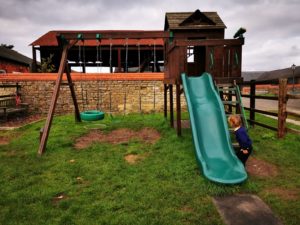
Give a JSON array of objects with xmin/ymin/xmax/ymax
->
[{"xmin": 228, "ymin": 114, "xmax": 252, "ymax": 166}]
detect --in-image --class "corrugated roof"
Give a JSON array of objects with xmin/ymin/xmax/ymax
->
[
  {"xmin": 0, "ymin": 46, "xmax": 32, "ymax": 65},
  {"xmin": 165, "ymin": 10, "xmax": 226, "ymax": 30},
  {"xmin": 31, "ymin": 30, "xmax": 164, "ymax": 46}
]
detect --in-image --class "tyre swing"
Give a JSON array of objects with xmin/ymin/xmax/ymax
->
[{"xmin": 78, "ymin": 33, "xmax": 105, "ymax": 121}]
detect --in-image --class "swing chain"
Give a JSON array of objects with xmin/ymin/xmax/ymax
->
[
  {"xmin": 137, "ymin": 41, "xmax": 141, "ymax": 72},
  {"xmin": 125, "ymin": 38, "xmax": 128, "ymax": 72},
  {"xmin": 109, "ymin": 39, "xmax": 113, "ymax": 73},
  {"xmin": 153, "ymin": 40, "xmax": 156, "ymax": 72}
]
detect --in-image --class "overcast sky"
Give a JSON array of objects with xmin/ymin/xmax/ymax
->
[{"xmin": 0, "ymin": 0, "xmax": 299, "ymax": 71}]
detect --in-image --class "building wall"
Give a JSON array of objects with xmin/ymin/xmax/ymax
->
[
  {"xmin": 0, "ymin": 59, "xmax": 30, "ymax": 73},
  {"xmin": 0, "ymin": 73, "xmax": 186, "ymax": 115}
]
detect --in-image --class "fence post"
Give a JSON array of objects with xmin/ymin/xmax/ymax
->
[
  {"xmin": 278, "ymin": 78, "xmax": 287, "ymax": 138},
  {"xmin": 249, "ymin": 80, "xmax": 256, "ymax": 126}
]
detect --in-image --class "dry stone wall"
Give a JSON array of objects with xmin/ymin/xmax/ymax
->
[{"xmin": 0, "ymin": 80, "xmax": 187, "ymax": 115}]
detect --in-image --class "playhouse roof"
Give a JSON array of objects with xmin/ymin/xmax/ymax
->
[
  {"xmin": 164, "ymin": 10, "xmax": 226, "ymax": 30},
  {"xmin": 31, "ymin": 30, "xmax": 164, "ymax": 47}
]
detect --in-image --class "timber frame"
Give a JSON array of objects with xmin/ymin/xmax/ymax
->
[
  {"xmin": 38, "ymin": 31, "xmax": 171, "ymax": 155},
  {"xmin": 37, "ymin": 9, "xmax": 245, "ymax": 154},
  {"xmin": 163, "ymin": 38, "xmax": 244, "ymax": 136}
]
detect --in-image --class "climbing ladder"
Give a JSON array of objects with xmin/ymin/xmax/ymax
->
[
  {"xmin": 217, "ymin": 82, "xmax": 248, "ymax": 129},
  {"xmin": 217, "ymin": 82, "xmax": 248, "ymax": 148}
]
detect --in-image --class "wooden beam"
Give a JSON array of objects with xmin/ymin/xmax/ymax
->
[
  {"xmin": 174, "ymin": 39, "xmax": 244, "ymax": 47},
  {"xmin": 287, "ymin": 111, "xmax": 300, "ymax": 119},
  {"xmin": 244, "ymin": 107, "xmax": 278, "ymax": 117},
  {"xmin": 164, "ymin": 84, "xmax": 168, "ymax": 118},
  {"xmin": 278, "ymin": 79, "xmax": 287, "ymax": 138},
  {"xmin": 57, "ymin": 31, "xmax": 169, "ymax": 40},
  {"xmin": 242, "ymin": 94, "xmax": 278, "ymax": 100},
  {"xmin": 169, "ymin": 84, "xmax": 174, "ymax": 128},
  {"xmin": 32, "ymin": 46, "xmax": 37, "ymax": 72},
  {"xmin": 117, "ymin": 48, "xmax": 122, "ymax": 72},
  {"xmin": 247, "ymin": 120, "xmax": 277, "ymax": 131},
  {"xmin": 65, "ymin": 65, "xmax": 81, "ymax": 122},
  {"xmin": 38, "ymin": 41, "xmax": 76, "ymax": 155},
  {"xmin": 286, "ymin": 127, "xmax": 300, "ymax": 135},
  {"xmin": 176, "ymin": 83, "xmax": 182, "ymax": 136},
  {"xmin": 249, "ymin": 80, "xmax": 256, "ymax": 126}
]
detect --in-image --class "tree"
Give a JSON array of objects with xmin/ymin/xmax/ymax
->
[
  {"xmin": 38, "ymin": 54, "xmax": 56, "ymax": 72},
  {"xmin": 1, "ymin": 44, "xmax": 14, "ymax": 49}
]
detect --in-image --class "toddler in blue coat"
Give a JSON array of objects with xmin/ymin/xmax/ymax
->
[{"xmin": 228, "ymin": 114, "xmax": 252, "ymax": 166}]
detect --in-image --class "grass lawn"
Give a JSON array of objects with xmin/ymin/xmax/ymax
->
[{"xmin": 0, "ymin": 113, "xmax": 299, "ymax": 225}]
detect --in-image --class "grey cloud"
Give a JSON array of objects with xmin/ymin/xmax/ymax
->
[{"xmin": 0, "ymin": 0, "xmax": 299, "ymax": 71}]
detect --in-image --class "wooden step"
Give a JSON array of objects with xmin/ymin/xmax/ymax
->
[
  {"xmin": 225, "ymin": 113, "xmax": 242, "ymax": 117},
  {"xmin": 218, "ymin": 87, "xmax": 237, "ymax": 91},
  {"xmin": 222, "ymin": 100, "xmax": 239, "ymax": 105}
]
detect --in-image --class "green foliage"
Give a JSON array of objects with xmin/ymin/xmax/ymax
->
[
  {"xmin": 1, "ymin": 44, "xmax": 14, "ymax": 49},
  {"xmin": 0, "ymin": 113, "xmax": 299, "ymax": 225},
  {"xmin": 38, "ymin": 54, "xmax": 56, "ymax": 73}
]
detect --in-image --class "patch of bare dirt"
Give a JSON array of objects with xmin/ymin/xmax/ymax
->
[
  {"xmin": 0, "ymin": 136, "xmax": 9, "ymax": 145},
  {"xmin": 0, "ymin": 114, "xmax": 44, "ymax": 128},
  {"xmin": 246, "ymin": 157, "xmax": 279, "ymax": 177},
  {"xmin": 137, "ymin": 127, "xmax": 161, "ymax": 144},
  {"xmin": 0, "ymin": 131, "xmax": 22, "ymax": 146},
  {"xmin": 265, "ymin": 187, "xmax": 299, "ymax": 200},
  {"xmin": 74, "ymin": 127, "xmax": 161, "ymax": 149},
  {"xmin": 124, "ymin": 153, "xmax": 149, "ymax": 164},
  {"xmin": 179, "ymin": 205, "xmax": 194, "ymax": 213}
]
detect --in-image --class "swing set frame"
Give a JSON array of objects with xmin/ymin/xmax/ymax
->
[
  {"xmin": 38, "ymin": 28, "xmax": 244, "ymax": 155},
  {"xmin": 38, "ymin": 31, "xmax": 169, "ymax": 155}
]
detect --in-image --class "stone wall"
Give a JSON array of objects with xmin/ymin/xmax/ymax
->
[{"xmin": 0, "ymin": 74, "xmax": 187, "ymax": 115}]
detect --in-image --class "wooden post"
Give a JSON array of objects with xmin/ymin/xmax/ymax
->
[
  {"xmin": 65, "ymin": 66, "xmax": 81, "ymax": 122},
  {"xmin": 32, "ymin": 46, "xmax": 37, "ymax": 72},
  {"xmin": 38, "ymin": 40, "xmax": 76, "ymax": 155},
  {"xmin": 117, "ymin": 48, "xmax": 122, "ymax": 72},
  {"xmin": 228, "ymin": 89, "xmax": 233, "ymax": 113},
  {"xmin": 278, "ymin": 78, "xmax": 287, "ymax": 138},
  {"xmin": 39, "ymin": 127, "xmax": 44, "ymax": 142},
  {"xmin": 249, "ymin": 80, "xmax": 256, "ymax": 126},
  {"xmin": 176, "ymin": 83, "xmax": 182, "ymax": 136},
  {"xmin": 169, "ymin": 84, "xmax": 174, "ymax": 128},
  {"xmin": 164, "ymin": 84, "xmax": 168, "ymax": 118}
]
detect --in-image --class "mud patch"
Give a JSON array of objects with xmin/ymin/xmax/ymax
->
[
  {"xmin": 179, "ymin": 205, "xmax": 193, "ymax": 213},
  {"xmin": 0, "ymin": 114, "xmax": 44, "ymax": 128},
  {"xmin": 74, "ymin": 127, "xmax": 160, "ymax": 149},
  {"xmin": 246, "ymin": 157, "xmax": 278, "ymax": 177},
  {"xmin": 0, "ymin": 131, "xmax": 22, "ymax": 145},
  {"xmin": 266, "ymin": 187, "xmax": 299, "ymax": 200},
  {"xmin": 124, "ymin": 153, "xmax": 149, "ymax": 164},
  {"xmin": 0, "ymin": 136, "xmax": 9, "ymax": 145}
]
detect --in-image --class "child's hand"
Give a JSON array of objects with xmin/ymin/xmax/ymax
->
[{"xmin": 241, "ymin": 149, "xmax": 248, "ymax": 154}]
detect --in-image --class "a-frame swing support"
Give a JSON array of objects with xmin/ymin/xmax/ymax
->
[
  {"xmin": 38, "ymin": 40, "xmax": 81, "ymax": 155},
  {"xmin": 38, "ymin": 31, "xmax": 170, "ymax": 155}
]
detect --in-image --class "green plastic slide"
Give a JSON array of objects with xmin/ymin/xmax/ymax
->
[{"xmin": 181, "ymin": 73, "xmax": 247, "ymax": 184}]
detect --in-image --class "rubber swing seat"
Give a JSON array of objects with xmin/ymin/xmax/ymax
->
[{"xmin": 80, "ymin": 110, "xmax": 105, "ymax": 121}]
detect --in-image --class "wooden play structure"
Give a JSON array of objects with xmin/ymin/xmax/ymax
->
[{"xmin": 36, "ymin": 9, "xmax": 245, "ymax": 155}]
